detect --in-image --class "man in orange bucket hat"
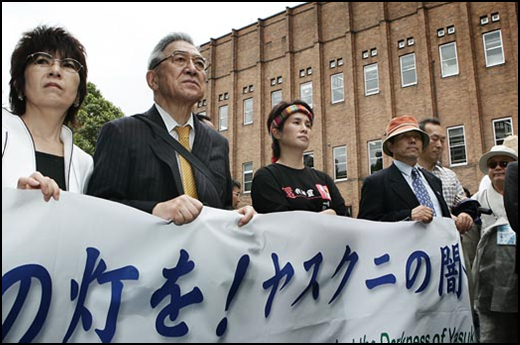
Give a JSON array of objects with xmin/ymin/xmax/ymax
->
[{"xmin": 358, "ymin": 116, "xmax": 451, "ymax": 222}]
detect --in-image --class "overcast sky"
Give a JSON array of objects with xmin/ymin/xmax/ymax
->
[{"xmin": 2, "ymin": 2, "xmax": 306, "ymax": 115}]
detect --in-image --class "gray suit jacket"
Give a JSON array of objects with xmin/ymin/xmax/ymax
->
[{"xmin": 87, "ymin": 106, "xmax": 232, "ymax": 213}]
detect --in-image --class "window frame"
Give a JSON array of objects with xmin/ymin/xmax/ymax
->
[
  {"xmin": 492, "ymin": 117, "xmax": 513, "ymax": 145},
  {"xmin": 333, "ymin": 145, "xmax": 348, "ymax": 181},
  {"xmin": 218, "ymin": 105, "xmax": 228, "ymax": 132},
  {"xmin": 242, "ymin": 162, "xmax": 254, "ymax": 194},
  {"xmin": 331, "ymin": 73, "xmax": 345, "ymax": 104},
  {"xmin": 400, "ymin": 53, "xmax": 417, "ymax": 87},
  {"xmin": 483, "ymin": 30, "xmax": 505, "ymax": 67},
  {"xmin": 364, "ymin": 63, "xmax": 379, "ymax": 96},
  {"xmin": 368, "ymin": 140, "xmax": 383, "ymax": 175},
  {"xmin": 447, "ymin": 125, "xmax": 468, "ymax": 167},
  {"xmin": 243, "ymin": 98, "xmax": 254, "ymax": 126},
  {"xmin": 439, "ymin": 42, "xmax": 459, "ymax": 78}
]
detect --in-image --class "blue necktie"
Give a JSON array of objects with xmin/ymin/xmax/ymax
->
[{"xmin": 411, "ymin": 168, "xmax": 436, "ymax": 216}]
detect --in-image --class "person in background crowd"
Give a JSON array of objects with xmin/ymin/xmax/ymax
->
[
  {"xmin": 2, "ymin": 25, "xmax": 92, "ymax": 201},
  {"xmin": 358, "ymin": 116, "xmax": 451, "ymax": 222},
  {"xmin": 232, "ymin": 179, "xmax": 241, "ymax": 209},
  {"xmin": 418, "ymin": 118, "xmax": 473, "ymax": 234},
  {"xmin": 479, "ymin": 135, "xmax": 518, "ymax": 192},
  {"xmin": 462, "ymin": 145, "xmax": 518, "ymax": 343},
  {"xmin": 252, "ymin": 100, "xmax": 347, "ymax": 216},
  {"xmin": 87, "ymin": 32, "xmax": 254, "ymax": 226},
  {"xmin": 504, "ymin": 161, "xmax": 518, "ymax": 274}
]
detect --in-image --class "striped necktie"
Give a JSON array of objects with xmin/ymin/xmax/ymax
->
[{"xmin": 174, "ymin": 126, "xmax": 198, "ymax": 199}]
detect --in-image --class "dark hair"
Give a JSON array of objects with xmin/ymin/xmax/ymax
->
[
  {"xmin": 267, "ymin": 100, "xmax": 313, "ymax": 163},
  {"xmin": 9, "ymin": 25, "xmax": 88, "ymax": 128},
  {"xmin": 418, "ymin": 118, "xmax": 441, "ymax": 131},
  {"xmin": 232, "ymin": 180, "xmax": 241, "ymax": 190}
]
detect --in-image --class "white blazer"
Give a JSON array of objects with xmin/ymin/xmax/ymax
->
[{"xmin": 2, "ymin": 109, "xmax": 93, "ymax": 193}]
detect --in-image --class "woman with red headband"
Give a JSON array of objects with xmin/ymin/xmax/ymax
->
[{"xmin": 251, "ymin": 100, "xmax": 347, "ymax": 215}]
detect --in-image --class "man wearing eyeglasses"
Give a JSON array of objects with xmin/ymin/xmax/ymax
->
[
  {"xmin": 462, "ymin": 145, "xmax": 518, "ymax": 343},
  {"xmin": 88, "ymin": 32, "xmax": 254, "ymax": 227}
]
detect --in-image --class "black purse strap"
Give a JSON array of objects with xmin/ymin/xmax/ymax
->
[{"xmin": 134, "ymin": 115, "xmax": 217, "ymax": 190}]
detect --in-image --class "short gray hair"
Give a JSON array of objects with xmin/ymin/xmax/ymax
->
[{"xmin": 148, "ymin": 32, "xmax": 195, "ymax": 70}]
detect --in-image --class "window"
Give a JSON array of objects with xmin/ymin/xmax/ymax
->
[
  {"xmin": 447, "ymin": 26, "xmax": 455, "ymax": 35},
  {"xmin": 300, "ymin": 82, "xmax": 313, "ymax": 107},
  {"xmin": 333, "ymin": 146, "xmax": 347, "ymax": 181},
  {"xmin": 437, "ymin": 29, "xmax": 445, "ymax": 38},
  {"xmin": 364, "ymin": 64, "xmax": 379, "ymax": 96},
  {"xmin": 337, "ymin": 58, "xmax": 344, "ymax": 66},
  {"xmin": 407, "ymin": 38, "xmax": 415, "ymax": 46},
  {"xmin": 243, "ymin": 162, "xmax": 254, "ymax": 194},
  {"xmin": 371, "ymin": 48, "xmax": 378, "ymax": 57},
  {"xmin": 447, "ymin": 126, "xmax": 467, "ymax": 166},
  {"xmin": 277, "ymin": 76, "xmax": 283, "ymax": 84},
  {"xmin": 218, "ymin": 105, "xmax": 228, "ymax": 132},
  {"xmin": 300, "ymin": 69, "xmax": 305, "ymax": 77},
  {"xmin": 480, "ymin": 16, "xmax": 489, "ymax": 25},
  {"xmin": 243, "ymin": 86, "xmax": 248, "ymax": 94},
  {"xmin": 400, "ymin": 53, "xmax": 417, "ymax": 87},
  {"xmin": 224, "ymin": 92, "xmax": 229, "ymax": 100},
  {"xmin": 439, "ymin": 42, "xmax": 459, "ymax": 77},
  {"xmin": 202, "ymin": 100, "xmax": 207, "ymax": 106},
  {"xmin": 307, "ymin": 67, "xmax": 313, "ymax": 75},
  {"xmin": 331, "ymin": 73, "xmax": 344, "ymax": 104},
  {"xmin": 491, "ymin": 13, "xmax": 500, "ymax": 22},
  {"xmin": 368, "ymin": 140, "xmax": 383, "ymax": 175},
  {"xmin": 271, "ymin": 78, "xmax": 276, "ymax": 86},
  {"xmin": 493, "ymin": 117, "xmax": 513, "ymax": 145},
  {"xmin": 249, "ymin": 85, "xmax": 254, "ymax": 92},
  {"xmin": 219, "ymin": 94, "xmax": 224, "ymax": 101},
  {"xmin": 329, "ymin": 60, "xmax": 336, "ymax": 69},
  {"xmin": 271, "ymin": 90, "xmax": 282, "ymax": 108},
  {"xmin": 362, "ymin": 50, "xmax": 369, "ymax": 59},
  {"xmin": 303, "ymin": 152, "xmax": 314, "ymax": 169},
  {"xmin": 243, "ymin": 98, "xmax": 254, "ymax": 125},
  {"xmin": 398, "ymin": 40, "xmax": 405, "ymax": 49},
  {"xmin": 483, "ymin": 30, "xmax": 505, "ymax": 67}
]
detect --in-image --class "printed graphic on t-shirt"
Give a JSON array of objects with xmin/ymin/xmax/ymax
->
[
  {"xmin": 316, "ymin": 184, "xmax": 332, "ymax": 201},
  {"xmin": 281, "ymin": 186, "xmax": 319, "ymax": 200}
]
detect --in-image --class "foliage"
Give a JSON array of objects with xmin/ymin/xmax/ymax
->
[{"xmin": 74, "ymin": 82, "xmax": 124, "ymax": 156}]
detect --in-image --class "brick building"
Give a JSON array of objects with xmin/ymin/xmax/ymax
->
[{"xmin": 196, "ymin": 2, "xmax": 518, "ymax": 215}]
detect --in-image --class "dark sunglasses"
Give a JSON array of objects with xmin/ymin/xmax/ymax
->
[{"xmin": 487, "ymin": 160, "xmax": 511, "ymax": 169}]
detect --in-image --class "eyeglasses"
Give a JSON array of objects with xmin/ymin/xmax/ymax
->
[
  {"xmin": 487, "ymin": 160, "xmax": 511, "ymax": 169},
  {"xmin": 151, "ymin": 50, "xmax": 207, "ymax": 71},
  {"xmin": 27, "ymin": 52, "xmax": 83, "ymax": 73}
]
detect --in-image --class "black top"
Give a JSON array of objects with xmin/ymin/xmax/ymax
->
[
  {"xmin": 251, "ymin": 164, "xmax": 347, "ymax": 215},
  {"xmin": 35, "ymin": 151, "xmax": 66, "ymax": 190}
]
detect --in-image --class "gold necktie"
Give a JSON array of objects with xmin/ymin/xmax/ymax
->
[{"xmin": 174, "ymin": 126, "xmax": 198, "ymax": 199}]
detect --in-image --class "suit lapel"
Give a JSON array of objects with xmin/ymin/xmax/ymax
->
[
  {"xmin": 191, "ymin": 117, "xmax": 212, "ymax": 200},
  {"xmin": 388, "ymin": 163, "xmax": 420, "ymax": 209},
  {"xmin": 144, "ymin": 107, "xmax": 184, "ymax": 195}
]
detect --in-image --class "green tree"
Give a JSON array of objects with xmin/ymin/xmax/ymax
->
[{"xmin": 74, "ymin": 82, "xmax": 124, "ymax": 156}]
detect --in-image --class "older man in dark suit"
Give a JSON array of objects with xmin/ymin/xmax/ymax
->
[
  {"xmin": 358, "ymin": 116, "xmax": 451, "ymax": 222},
  {"xmin": 88, "ymin": 32, "xmax": 254, "ymax": 226}
]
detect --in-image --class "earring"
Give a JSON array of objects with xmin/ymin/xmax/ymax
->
[
  {"xmin": 73, "ymin": 99, "xmax": 80, "ymax": 107},
  {"xmin": 18, "ymin": 95, "xmax": 24, "ymax": 101}
]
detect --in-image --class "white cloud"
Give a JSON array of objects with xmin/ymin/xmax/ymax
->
[{"xmin": 2, "ymin": 2, "xmax": 305, "ymax": 115}]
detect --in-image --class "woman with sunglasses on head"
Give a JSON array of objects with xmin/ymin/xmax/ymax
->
[
  {"xmin": 461, "ymin": 145, "xmax": 518, "ymax": 343},
  {"xmin": 2, "ymin": 25, "xmax": 92, "ymax": 201},
  {"xmin": 251, "ymin": 100, "xmax": 347, "ymax": 216}
]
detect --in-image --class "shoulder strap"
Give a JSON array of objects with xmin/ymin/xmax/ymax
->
[{"xmin": 133, "ymin": 115, "xmax": 217, "ymax": 189}]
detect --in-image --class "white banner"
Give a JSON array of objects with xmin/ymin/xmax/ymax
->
[{"xmin": 2, "ymin": 189, "xmax": 474, "ymax": 343}]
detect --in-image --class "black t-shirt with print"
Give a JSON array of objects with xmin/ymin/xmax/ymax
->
[{"xmin": 251, "ymin": 164, "xmax": 347, "ymax": 215}]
